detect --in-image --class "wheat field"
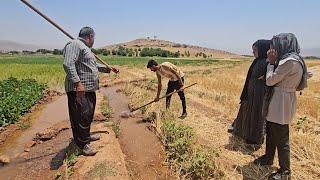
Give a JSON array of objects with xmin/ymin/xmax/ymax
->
[{"xmin": 110, "ymin": 59, "xmax": 320, "ymax": 179}]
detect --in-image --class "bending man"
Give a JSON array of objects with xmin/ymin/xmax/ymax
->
[{"xmin": 147, "ymin": 59, "xmax": 187, "ymax": 119}]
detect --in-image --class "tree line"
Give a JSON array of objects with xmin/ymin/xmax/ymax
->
[{"xmin": 2, "ymin": 46, "xmax": 212, "ymax": 58}]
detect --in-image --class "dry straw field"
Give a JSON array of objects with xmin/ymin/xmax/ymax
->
[{"xmin": 109, "ymin": 58, "xmax": 320, "ymax": 179}]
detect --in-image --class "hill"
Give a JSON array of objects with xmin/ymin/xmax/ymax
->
[
  {"xmin": 102, "ymin": 38, "xmax": 241, "ymax": 58},
  {"xmin": 0, "ymin": 40, "xmax": 40, "ymax": 52}
]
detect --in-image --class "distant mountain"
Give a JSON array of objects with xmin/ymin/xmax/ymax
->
[
  {"xmin": 0, "ymin": 40, "xmax": 42, "ymax": 52},
  {"xmin": 102, "ymin": 38, "xmax": 241, "ymax": 58},
  {"xmin": 301, "ymin": 48, "xmax": 320, "ymax": 57}
]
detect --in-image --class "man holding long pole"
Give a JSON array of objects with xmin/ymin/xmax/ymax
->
[
  {"xmin": 20, "ymin": 0, "xmax": 119, "ymax": 156},
  {"xmin": 63, "ymin": 27, "xmax": 114, "ymax": 156}
]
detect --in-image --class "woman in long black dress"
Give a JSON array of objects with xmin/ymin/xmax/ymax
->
[{"xmin": 232, "ymin": 40, "xmax": 270, "ymax": 146}]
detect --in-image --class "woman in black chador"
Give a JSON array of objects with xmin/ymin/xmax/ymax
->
[{"xmin": 231, "ymin": 40, "xmax": 270, "ymax": 146}]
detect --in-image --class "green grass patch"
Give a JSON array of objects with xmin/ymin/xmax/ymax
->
[
  {"xmin": 101, "ymin": 97, "xmax": 112, "ymax": 119},
  {"xmin": 86, "ymin": 161, "xmax": 117, "ymax": 178},
  {"xmin": 112, "ymin": 123, "xmax": 121, "ymax": 138}
]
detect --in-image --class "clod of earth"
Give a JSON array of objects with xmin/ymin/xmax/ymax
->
[
  {"xmin": 116, "ymin": 89, "xmax": 122, "ymax": 93},
  {"xmin": 34, "ymin": 124, "xmax": 69, "ymax": 141},
  {"xmin": 94, "ymin": 114, "xmax": 107, "ymax": 122},
  {"xmin": 24, "ymin": 141, "xmax": 36, "ymax": 149},
  {"xmin": 19, "ymin": 152, "xmax": 29, "ymax": 160},
  {"xmin": 120, "ymin": 111, "xmax": 134, "ymax": 118},
  {"xmin": 0, "ymin": 155, "xmax": 10, "ymax": 165}
]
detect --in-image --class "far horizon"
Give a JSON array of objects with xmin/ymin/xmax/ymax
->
[
  {"xmin": 1, "ymin": 0, "xmax": 320, "ymax": 56},
  {"xmin": 1, "ymin": 38, "xmax": 319, "ymax": 57}
]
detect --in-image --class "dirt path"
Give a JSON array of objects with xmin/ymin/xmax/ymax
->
[
  {"xmin": 0, "ymin": 95, "xmax": 68, "ymax": 161},
  {"xmin": 0, "ymin": 92, "xmax": 130, "ymax": 180},
  {"xmin": 0, "ymin": 95, "xmax": 70, "ymax": 179},
  {"xmin": 101, "ymin": 87, "xmax": 177, "ymax": 180}
]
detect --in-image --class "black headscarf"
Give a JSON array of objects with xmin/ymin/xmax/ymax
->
[
  {"xmin": 240, "ymin": 40, "xmax": 270, "ymax": 101},
  {"xmin": 254, "ymin": 39, "xmax": 271, "ymax": 59}
]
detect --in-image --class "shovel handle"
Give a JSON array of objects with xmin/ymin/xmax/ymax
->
[{"xmin": 131, "ymin": 83, "xmax": 197, "ymax": 112}]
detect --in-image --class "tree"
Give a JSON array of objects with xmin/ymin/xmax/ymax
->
[
  {"xmin": 117, "ymin": 46, "xmax": 127, "ymax": 56},
  {"xmin": 53, "ymin": 49, "xmax": 63, "ymax": 55},
  {"xmin": 36, "ymin": 49, "xmax": 52, "ymax": 54},
  {"xmin": 102, "ymin": 49, "xmax": 110, "ymax": 56},
  {"xmin": 174, "ymin": 51, "xmax": 180, "ymax": 58},
  {"xmin": 139, "ymin": 48, "xmax": 149, "ymax": 57},
  {"xmin": 111, "ymin": 49, "xmax": 117, "ymax": 55},
  {"xmin": 134, "ymin": 48, "xmax": 139, "ymax": 57},
  {"xmin": 22, "ymin": 50, "xmax": 35, "ymax": 54},
  {"xmin": 9, "ymin": 51, "xmax": 20, "ymax": 54}
]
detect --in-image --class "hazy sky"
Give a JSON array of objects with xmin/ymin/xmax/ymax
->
[{"xmin": 1, "ymin": 0, "xmax": 319, "ymax": 54}]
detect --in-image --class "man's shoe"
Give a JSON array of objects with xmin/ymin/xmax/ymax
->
[
  {"xmin": 179, "ymin": 112, "xmax": 188, "ymax": 119},
  {"xmin": 90, "ymin": 134, "xmax": 100, "ymax": 141},
  {"xmin": 81, "ymin": 144, "xmax": 97, "ymax": 156},
  {"xmin": 268, "ymin": 169, "xmax": 291, "ymax": 180},
  {"xmin": 227, "ymin": 124, "xmax": 234, "ymax": 133},
  {"xmin": 253, "ymin": 155, "xmax": 273, "ymax": 166}
]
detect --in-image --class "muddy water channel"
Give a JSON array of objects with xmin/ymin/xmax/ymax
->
[{"xmin": 101, "ymin": 86, "xmax": 176, "ymax": 180}]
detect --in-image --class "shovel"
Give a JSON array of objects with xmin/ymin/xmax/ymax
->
[{"xmin": 120, "ymin": 83, "xmax": 197, "ymax": 118}]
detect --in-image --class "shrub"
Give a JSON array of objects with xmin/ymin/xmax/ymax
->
[{"xmin": 0, "ymin": 77, "xmax": 46, "ymax": 126}]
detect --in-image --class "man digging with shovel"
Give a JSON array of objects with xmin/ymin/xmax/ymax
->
[
  {"xmin": 147, "ymin": 59, "xmax": 188, "ymax": 119},
  {"xmin": 63, "ymin": 27, "xmax": 118, "ymax": 156}
]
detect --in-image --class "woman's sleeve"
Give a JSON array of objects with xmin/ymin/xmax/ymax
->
[{"xmin": 266, "ymin": 61, "xmax": 293, "ymax": 86}]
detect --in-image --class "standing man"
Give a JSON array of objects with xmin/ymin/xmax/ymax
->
[
  {"xmin": 253, "ymin": 33, "xmax": 307, "ymax": 179},
  {"xmin": 63, "ymin": 27, "xmax": 118, "ymax": 156},
  {"xmin": 147, "ymin": 59, "xmax": 187, "ymax": 119}
]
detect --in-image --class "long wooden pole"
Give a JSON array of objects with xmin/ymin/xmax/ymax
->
[
  {"xmin": 20, "ymin": 0, "xmax": 115, "ymax": 73},
  {"xmin": 131, "ymin": 83, "xmax": 197, "ymax": 112}
]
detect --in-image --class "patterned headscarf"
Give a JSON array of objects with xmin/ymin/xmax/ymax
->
[
  {"xmin": 271, "ymin": 33, "xmax": 300, "ymax": 60},
  {"xmin": 262, "ymin": 33, "xmax": 308, "ymax": 118},
  {"xmin": 271, "ymin": 33, "xmax": 307, "ymax": 90}
]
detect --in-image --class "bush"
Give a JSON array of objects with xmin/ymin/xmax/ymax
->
[
  {"xmin": 161, "ymin": 119, "xmax": 223, "ymax": 179},
  {"xmin": 36, "ymin": 49, "xmax": 52, "ymax": 54},
  {"xmin": 53, "ymin": 49, "xmax": 63, "ymax": 55},
  {"xmin": 140, "ymin": 47, "xmax": 179, "ymax": 58},
  {"xmin": 0, "ymin": 77, "xmax": 46, "ymax": 126}
]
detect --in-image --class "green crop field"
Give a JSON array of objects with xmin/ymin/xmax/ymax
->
[
  {"xmin": 0, "ymin": 54, "xmax": 241, "ymax": 90},
  {"xmin": 0, "ymin": 77, "xmax": 45, "ymax": 126}
]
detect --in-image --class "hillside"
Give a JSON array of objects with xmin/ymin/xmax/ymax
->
[
  {"xmin": 0, "ymin": 40, "xmax": 40, "ymax": 52},
  {"xmin": 103, "ymin": 38, "xmax": 241, "ymax": 58}
]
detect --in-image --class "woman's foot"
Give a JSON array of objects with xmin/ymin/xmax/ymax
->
[
  {"xmin": 227, "ymin": 125, "xmax": 234, "ymax": 133},
  {"xmin": 268, "ymin": 169, "xmax": 291, "ymax": 180},
  {"xmin": 179, "ymin": 112, "xmax": 188, "ymax": 119},
  {"xmin": 253, "ymin": 155, "xmax": 273, "ymax": 166}
]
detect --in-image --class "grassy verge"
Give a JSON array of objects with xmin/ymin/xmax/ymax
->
[
  {"xmin": 55, "ymin": 145, "xmax": 80, "ymax": 180},
  {"xmin": 100, "ymin": 95, "xmax": 121, "ymax": 138},
  {"xmin": 160, "ymin": 113, "xmax": 224, "ymax": 179}
]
